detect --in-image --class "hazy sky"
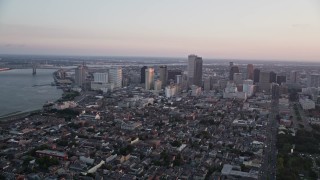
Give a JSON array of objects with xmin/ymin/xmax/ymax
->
[{"xmin": 0, "ymin": 0, "xmax": 320, "ymax": 61}]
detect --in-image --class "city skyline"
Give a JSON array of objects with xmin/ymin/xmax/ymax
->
[{"xmin": 1, "ymin": 0, "xmax": 320, "ymax": 61}]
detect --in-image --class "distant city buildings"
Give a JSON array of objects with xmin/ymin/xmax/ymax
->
[
  {"xmin": 269, "ymin": 71, "xmax": 277, "ymax": 83},
  {"xmin": 159, "ymin": 65, "xmax": 168, "ymax": 88},
  {"xmin": 109, "ymin": 67, "xmax": 123, "ymax": 88},
  {"xmin": 229, "ymin": 65, "xmax": 240, "ymax": 81},
  {"xmin": 140, "ymin": 66, "xmax": 148, "ymax": 84},
  {"xmin": 276, "ymin": 75, "xmax": 286, "ymax": 85},
  {"xmin": 259, "ymin": 71, "xmax": 271, "ymax": 92},
  {"xmin": 308, "ymin": 73, "xmax": 320, "ymax": 87},
  {"xmin": 187, "ymin": 55, "xmax": 203, "ymax": 86},
  {"xmin": 247, "ymin": 64, "xmax": 254, "ymax": 80},
  {"xmin": 145, "ymin": 68, "xmax": 155, "ymax": 90},
  {"xmin": 75, "ymin": 65, "xmax": 87, "ymax": 87}
]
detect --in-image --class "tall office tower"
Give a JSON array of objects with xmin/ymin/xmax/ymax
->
[
  {"xmin": 277, "ymin": 75, "xmax": 286, "ymax": 85},
  {"xmin": 229, "ymin": 66, "xmax": 240, "ymax": 81},
  {"xmin": 181, "ymin": 72, "xmax": 188, "ymax": 90},
  {"xmin": 188, "ymin": 55, "xmax": 203, "ymax": 86},
  {"xmin": 271, "ymin": 83, "xmax": 280, "ymax": 100},
  {"xmin": 75, "ymin": 65, "xmax": 86, "ymax": 87},
  {"xmin": 229, "ymin": 62, "xmax": 234, "ymax": 67},
  {"xmin": 175, "ymin": 75, "xmax": 182, "ymax": 85},
  {"xmin": 94, "ymin": 72, "xmax": 108, "ymax": 83},
  {"xmin": 247, "ymin": 64, "xmax": 254, "ymax": 80},
  {"xmin": 243, "ymin": 79, "xmax": 254, "ymax": 97},
  {"xmin": 253, "ymin": 68, "xmax": 260, "ymax": 84},
  {"xmin": 204, "ymin": 77, "xmax": 212, "ymax": 91},
  {"xmin": 308, "ymin": 73, "xmax": 320, "ymax": 87},
  {"xmin": 154, "ymin": 80, "xmax": 162, "ymax": 91},
  {"xmin": 290, "ymin": 71, "xmax": 298, "ymax": 83},
  {"xmin": 233, "ymin": 73, "xmax": 243, "ymax": 85},
  {"xmin": 145, "ymin": 68, "xmax": 155, "ymax": 90},
  {"xmin": 109, "ymin": 67, "xmax": 123, "ymax": 88},
  {"xmin": 140, "ymin": 66, "xmax": 148, "ymax": 83},
  {"xmin": 270, "ymin": 71, "xmax": 277, "ymax": 83},
  {"xmin": 159, "ymin": 65, "xmax": 168, "ymax": 88},
  {"xmin": 259, "ymin": 71, "xmax": 271, "ymax": 92}
]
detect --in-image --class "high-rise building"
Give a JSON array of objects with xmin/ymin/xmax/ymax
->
[
  {"xmin": 188, "ymin": 55, "xmax": 203, "ymax": 86},
  {"xmin": 277, "ymin": 75, "xmax": 286, "ymax": 85},
  {"xmin": 109, "ymin": 67, "xmax": 123, "ymax": 88},
  {"xmin": 247, "ymin": 64, "xmax": 254, "ymax": 80},
  {"xmin": 75, "ymin": 65, "xmax": 86, "ymax": 87},
  {"xmin": 308, "ymin": 73, "xmax": 320, "ymax": 87},
  {"xmin": 159, "ymin": 65, "xmax": 168, "ymax": 88},
  {"xmin": 272, "ymin": 83, "xmax": 280, "ymax": 100},
  {"xmin": 154, "ymin": 80, "xmax": 162, "ymax": 91},
  {"xmin": 93, "ymin": 72, "xmax": 108, "ymax": 83},
  {"xmin": 145, "ymin": 68, "xmax": 155, "ymax": 90},
  {"xmin": 289, "ymin": 71, "xmax": 298, "ymax": 83},
  {"xmin": 259, "ymin": 71, "xmax": 271, "ymax": 92},
  {"xmin": 229, "ymin": 66, "xmax": 240, "ymax": 81},
  {"xmin": 175, "ymin": 75, "xmax": 182, "ymax": 85},
  {"xmin": 204, "ymin": 77, "xmax": 212, "ymax": 91},
  {"xmin": 233, "ymin": 73, "xmax": 243, "ymax": 85},
  {"xmin": 140, "ymin": 66, "xmax": 148, "ymax": 83},
  {"xmin": 253, "ymin": 68, "xmax": 260, "ymax": 84},
  {"xmin": 270, "ymin": 71, "xmax": 277, "ymax": 83},
  {"xmin": 243, "ymin": 80, "xmax": 254, "ymax": 97}
]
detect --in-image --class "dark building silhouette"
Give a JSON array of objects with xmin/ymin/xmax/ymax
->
[
  {"xmin": 247, "ymin": 64, "xmax": 254, "ymax": 80},
  {"xmin": 276, "ymin": 75, "xmax": 286, "ymax": 85},
  {"xmin": 272, "ymin": 83, "xmax": 280, "ymax": 100},
  {"xmin": 229, "ymin": 66, "xmax": 240, "ymax": 81},
  {"xmin": 168, "ymin": 70, "xmax": 182, "ymax": 82},
  {"xmin": 253, "ymin": 68, "xmax": 260, "ymax": 84},
  {"xmin": 188, "ymin": 55, "xmax": 203, "ymax": 86},
  {"xmin": 159, "ymin": 65, "xmax": 168, "ymax": 88},
  {"xmin": 141, "ymin": 66, "xmax": 148, "ymax": 83},
  {"xmin": 270, "ymin": 71, "xmax": 277, "ymax": 83}
]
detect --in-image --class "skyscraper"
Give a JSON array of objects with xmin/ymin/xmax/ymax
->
[
  {"xmin": 308, "ymin": 73, "xmax": 320, "ymax": 87},
  {"xmin": 75, "ymin": 65, "xmax": 86, "ymax": 87},
  {"xmin": 159, "ymin": 65, "xmax": 168, "ymax": 88},
  {"xmin": 94, "ymin": 72, "xmax": 108, "ymax": 83},
  {"xmin": 188, "ymin": 55, "xmax": 203, "ymax": 86},
  {"xmin": 145, "ymin": 68, "xmax": 155, "ymax": 90},
  {"xmin": 271, "ymin": 83, "xmax": 280, "ymax": 100},
  {"xmin": 247, "ymin": 64, "xmax": 254, "ymax": 80},
  {"xmin": 229, "ymin": 66, "xmax": 240, "ymax": 81},
  {"xmin": 233, "ymin": 73, "xmax": 243, "ymax": 85},
  {"xmin": 277, "ymin": 75, "xmax": 286, "ymax": 85},
  {"xmin": 141, "ymin": 66, "xmax": 148, "ymax": 84},
  {"xmin": 253, "ymin": 68, "xmax": 260, "ymax": 84},
  {"xmin": 270, "ymin": 71, "xmax": 277, "ymax": 83},
  {"xmin": 109, "ymin": 67, "xmax": 123, "ymax": 88},
  {"xmin": 259, "ymin": 71, "xmax": 271, "ymax": 92},
  {"xmin": 289, "ymin": 71, "xmax": 298, "ymax": 83}
]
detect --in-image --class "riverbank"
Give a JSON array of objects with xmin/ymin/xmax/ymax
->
[
  {"xmin": 0, "ymin": 109, "xmax": 41, "ymax": 123},
  {"xmin": 0, "ymin": 68, "xmax": 11, "ymax": 72}
]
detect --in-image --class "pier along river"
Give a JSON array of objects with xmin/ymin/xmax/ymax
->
[{"xmin": 0, "ymin": 69, "xmax": 63, "ymax": 117}]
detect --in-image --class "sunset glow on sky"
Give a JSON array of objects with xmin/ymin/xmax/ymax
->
[{"xmin": 0, "ymin": 0, "xmax": 320, "ymax": 61}]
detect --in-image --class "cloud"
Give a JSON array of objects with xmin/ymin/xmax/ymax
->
[
  {"xmin": 3, "ymin": 43, "xmax": 26, "ymax": 48},
  {"xmin": 291, "ymin": 24, "xmax": 310, "ymax": 28}
]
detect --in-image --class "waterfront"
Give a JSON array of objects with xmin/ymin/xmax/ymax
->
[{"xmin": 0, "ymin": 69, "xmax": 63, "ymax": 117}]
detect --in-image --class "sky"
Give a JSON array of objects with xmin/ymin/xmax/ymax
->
[{"xmin": 0, "ymin": 0, "xmax": 320, "ymax": 61}]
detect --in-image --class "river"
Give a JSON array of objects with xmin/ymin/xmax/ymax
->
[{"xmin": 0, "ymin": 69, "xmax": 63, "ymax": 117}]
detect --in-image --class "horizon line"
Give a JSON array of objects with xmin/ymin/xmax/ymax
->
[{"xmin": 0, "ymin": 53, "xmax": 319, "ymax": 63}]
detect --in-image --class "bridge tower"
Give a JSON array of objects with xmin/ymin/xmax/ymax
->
[{"xmin": 32, "ymin": 63, "xmax": 37, "ymax": 75}]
